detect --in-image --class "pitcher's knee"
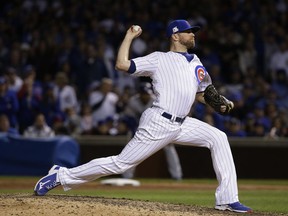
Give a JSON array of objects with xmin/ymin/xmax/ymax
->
[
  {"xmin": 207, "ymin": 130, "xmax": 229, "ymax": 148},
  {"xmin": 213, "ymin": 130, "xmax": 230, "ymax": 147},
  {"xmin": 218, "ymin": 130, "xmax": 228, "ymax": 141},
  {"xmin": 208, "ymin": 128, "xmax": 227, "ymax": 141}
]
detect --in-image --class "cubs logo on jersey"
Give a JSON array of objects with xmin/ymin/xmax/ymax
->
[{"xmin": 195, "ymin": 65, "xmax": 207, "ymax": 84}]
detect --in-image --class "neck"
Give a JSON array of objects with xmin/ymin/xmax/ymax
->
[{"xmin": 170, "ymin": 44, "xmax": 188, "ymax": 53}]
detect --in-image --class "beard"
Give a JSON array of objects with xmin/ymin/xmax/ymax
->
[{"xmin": 179, "ymin": 38, "xmax": 195, "ymax": 49}]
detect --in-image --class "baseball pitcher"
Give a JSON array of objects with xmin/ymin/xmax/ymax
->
[{"xmin": 34, "ymin": 19, "xmax": 252, "ymax": 213}]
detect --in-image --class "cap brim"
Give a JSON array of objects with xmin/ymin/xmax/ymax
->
[
  {"xmin": 191, "ymin": 26, "xmax": 201, "ymax": 33},
  {"xmin": 181, "ymin": 26, "xmax": 200, "ymax": 33}
]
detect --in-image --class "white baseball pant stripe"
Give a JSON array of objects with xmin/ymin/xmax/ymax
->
[
  {"xmin": 122, "ymin": 143, "xmax": 182, "ymax": 180},
  {"xmin": 59, "ymin": 107, "xmax": 238, "ymax": 205}
]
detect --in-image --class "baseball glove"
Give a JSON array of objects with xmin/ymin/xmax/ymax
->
[{"xmin": 204, "ymin": 84, "xmax": 234, "ymax": 115}]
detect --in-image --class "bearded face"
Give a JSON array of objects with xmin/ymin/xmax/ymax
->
[{"xmin": 178, "ymin": 34, "xmax": 195, "ymax": 49}]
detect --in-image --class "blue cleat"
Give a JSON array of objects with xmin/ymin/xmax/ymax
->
[
  {"xmin": 34, "ymin": 165, "xmax": 61, "ymax": 196},
  {"xmin": 215, "ymin": 201, "xmax": 252, "ymax": 213}
]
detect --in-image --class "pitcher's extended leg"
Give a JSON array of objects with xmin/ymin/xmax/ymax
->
[
  {"xmin": 175, "ymin": 117, "xmax": 238, "ymax": 205},
  {"xmin": 59, "ymin": 108, "xmax": 179, "ymax": 191}
]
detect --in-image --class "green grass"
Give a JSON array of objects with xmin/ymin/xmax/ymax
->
[
  {"xmin": 244, "ymin": 190, "xmax": 288, "ymax": 213},
  {"xmin": 64, "ymin": 189, "xmax": 288, "ymax": 214},
  {"xmin": 1, "ymin": 178, "xmax": 288, "ymax": 214}
]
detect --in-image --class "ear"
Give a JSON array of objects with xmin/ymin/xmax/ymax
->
[{"xmin": 171, "ymin": 33, "xmax": 179, "ymax": 42}]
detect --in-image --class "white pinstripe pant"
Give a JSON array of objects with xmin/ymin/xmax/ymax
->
[
  {"xmin": 122, "ymin": 143, "xmax": 182, "ymax": 180},
  {"xmin": 59, "ymin": 107, "xmax": 238, "ymax": 205}
]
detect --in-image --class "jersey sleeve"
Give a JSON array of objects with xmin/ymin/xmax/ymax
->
[
  {"xmin": 130, "ymin": 52, "xmax": 159, "ymax": 77},
  {"xmin": 193, "ymin": 54, "xmax": 212, "ymax": 93},
  {"xmin": 197, "ymin": 72, "xmax": 212, "ymax": 93}
]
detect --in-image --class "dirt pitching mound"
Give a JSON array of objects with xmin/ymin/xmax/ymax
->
[{"xmin": 0, "ymin": 194, "xmax": 277, "ymax": 216}]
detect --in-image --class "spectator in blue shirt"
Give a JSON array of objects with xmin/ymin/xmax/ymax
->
[
  {"xmin": 0, "ymin": 76, "xmax": 19, "ymax": 128},
  {"xmin": 0, "ymin": 114, "xmax": 19, "ymax": 135},
  {"xmin": 39, "ymin": 82, "xmax": 64, "ymax": 127},
  {"xmin": 17, "ymin": 66, "xmax": 43, "ymax": 133},
  {"xmin": 225, "ymin": 118, "xmax": 247, "ymax": 137}
]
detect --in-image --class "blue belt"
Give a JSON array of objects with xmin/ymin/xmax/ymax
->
[{"xmin": 162, "ymin": 112, "xmax": 186, "ymax": 123}]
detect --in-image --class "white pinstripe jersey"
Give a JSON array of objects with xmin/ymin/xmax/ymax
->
[{"xmin": 131, "ymin": 51, "xmax": 212, "ymax": 116}]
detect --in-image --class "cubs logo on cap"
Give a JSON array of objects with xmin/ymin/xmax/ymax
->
[
  {"xmin": 195, "ymin": 65, "xmax": 206, "ymax": 84},
  {"xmin": 172, "ymin": 27, "xmax": 179, "ymax": 33},
  {"xmin": 166, "ymin": 19, "xmax": 200, "ymax": 37}
]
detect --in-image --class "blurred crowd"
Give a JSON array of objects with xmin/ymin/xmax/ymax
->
[{"xmin": 0, "ymin": 0, "xmax": 288, "ymax": 138}]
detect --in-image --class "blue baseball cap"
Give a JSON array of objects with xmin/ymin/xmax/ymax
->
[{"xmin": 166, "ymin": 19, "xmax": 200, "ymax": 37}]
